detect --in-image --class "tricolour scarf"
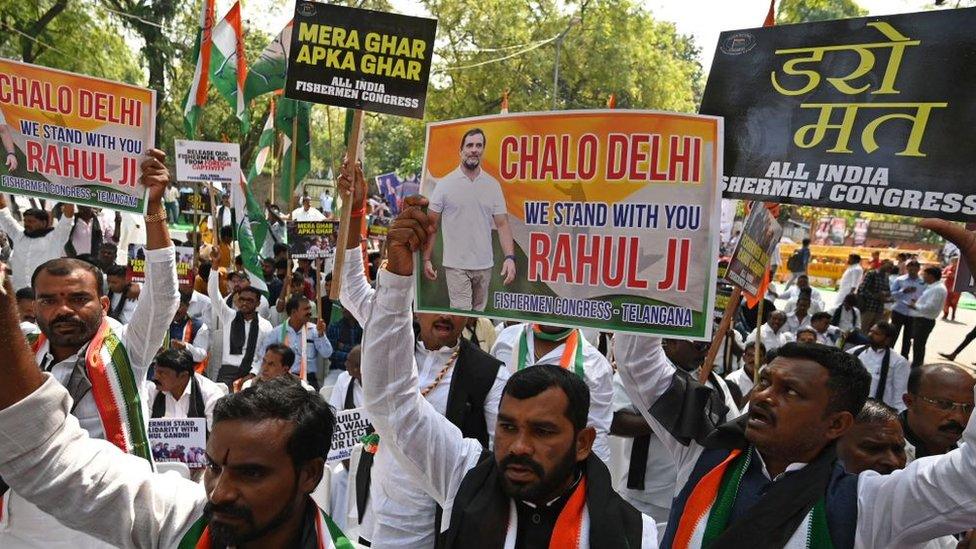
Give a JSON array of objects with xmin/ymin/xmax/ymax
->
[
  {"xmin": 673, "ymin": 447, "xmax": 833, "ymax": 549},
  {"xmin": 516, "ymin": 324, "xmax": 584, "ymax": 377},
  {"xmin": 179, "ymin": 504, "xmax": 354, "ymax": 549},
  {"xmin": 167, "ymin": 317, "xmax": 209, "ymax": 374},
  {"xmin": 501, "ymin": 477, "xmax": 589, "ymax": 549},
  {"xmin": 31, "ymin": 318, "xmax": 152, "ymax": 461}
]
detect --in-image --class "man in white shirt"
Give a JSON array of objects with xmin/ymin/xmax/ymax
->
[
  {"xmin": 847, "ymin": 321, "xmax": 910, "ymax": 412},
  {"xmin": 890, "ymin": 259, "xmax": 926, "ymax": 357},
  {"xmin": 208, "ymin": 249, "xmax": 274, "ymax": 388},
  {"xmin": 240, "ymin": 343, "xmax": 315, "ymax": 392},
  {"xmin": 15, "ymin": 287, "xmax": 39, "ymax": 337},
  {"xmin": 746, "ymin": 310, "xmax": 795, "ymax": 352},
  {"xmin": 148, "ymin": 349, "xmax": 223, "ymax": 429},
  {"xmin": 181, "ymin": 283, "xmax": 212, "ymax": 324},
  {"xmin": 337, "ymin": 164, "xmax": 512, "ymax": 547},
  {"xmin": 907, "ymin": 266, "xmax": 948, "ymax": 368},
  {"xmin": 780, "ymin": 275, "xmax": 825, "ymax": 314},
  {"xmin": 0, "ymin": 196, "xmax": 74, "ymax": 291},
  {"xmin": 252, "ymin": 295, "xmax": 332, "ymax": 390},
  {"xmin": 65, "ymin": 206, "xmax": 113, "ymax": 257},
  {"xmin": 785, "ymin": 297, "xmax": 813, "ymax": 335},
  {"xmin": 358, "ymin": 207, "xmax": 658, "ymax": 546},
  {"xmin": 1, "ymin": 149, "xmax": 179, "ymax": 549},
  {"xmin": 165, "ymin": 290, "xmax": 209, "ymax": 368},
  {"xmin": 810, "ymin": 312, "xmax": 842, "ymax": 347},
  {"xmin": 833, "ymin": 254, "xmax": 864, "ymax": 309},
  {"xmin": 210, "ymin": 192, "xmax": 236, "ymax": 235},
  {"xmin": 611, "ymin": 373, "xmax": 678, "ymax": 526},
  {"xmin": 424, "ymin": 128, "xmax": 516, "ymax": 311},
  {"xmin": 105, "ymin": 264, "xmax": 139, "ymax": 324},
  {"xmin": 328, "ymin": 345, "xmax": 364, "ymax": 412},
  {"xmin": 492, "ymin": 323, "xmax": 615, "ymax": 463},
  {"xmin": 725, "ymin": 341, "xmax": 763, "ymax": 408},
  {"xmin": 291, "ymin": 195, "xmax": 327, "ymax": 221}
]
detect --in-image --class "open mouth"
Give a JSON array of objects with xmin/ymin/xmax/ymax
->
[
  {"xmin": 748, "ymin": 406, "xmax": 776, "ymax": 429},
  {"xmin": 432, "ymin": 320, "xmax": 453, "ymax": 335}
]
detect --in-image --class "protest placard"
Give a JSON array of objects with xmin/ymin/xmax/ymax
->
[
  {"xmin": 328, "ymin": 407, "xmax": 372, "ymax": 463},
  {"xmin": 148, "ymin": 418, "xmax": 207, "ymax": 469},
  {"xmin": 128, "ymin": 244, "xmax": 194, "ymax": 284},
  {"xmin": 726, "ymin": 205, "xmax": 783, "ymax": 296},
  {"xmin": 367, "ymin": 215, "xmax": 390, "ymax": 241},
  {"xmin": 178, "ymin": 189, "xmax": 210, "ymax": 217},
  {"xmin": 287, "ymin": 221, "xmax": 339, "ymax": 259},
  {"xmin": 284, "ymin": 2, "xmax": 437, "ymax": 118},
  {"xmin": 0, "ymin": 59, "xmax": 155, "ymax": 214},
  {"xmin": 701, "ymin": 8, "xmax": 976, "ymax": 221},
  {"xmin": 416, "ymin": 110, "xmax": 723, "ymax": 339},
  {"xmin": 867, "ymin": 221, "xmax": 919, "ymax": 242},
  {"xmin": 175, "ymin": 140, "xmax": 241, "ymax": 185}
]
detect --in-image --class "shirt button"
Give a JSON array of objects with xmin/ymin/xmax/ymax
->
[{"xmin": 532, "ymin": 513, "xmax": 541, "ymax": 525}]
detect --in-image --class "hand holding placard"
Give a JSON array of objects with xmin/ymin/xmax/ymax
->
[{"xmin": 386, "ymin": 196, "xmax": 433, "ymax": 277}]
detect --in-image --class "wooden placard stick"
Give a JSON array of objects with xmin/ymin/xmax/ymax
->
[
  {"xmin": 698, "ymin": 286, "xmax": 743, "ymax": 384},
  {"xmin": 329, "ymin": 109, "xmax": 364, "ymax": 297}
]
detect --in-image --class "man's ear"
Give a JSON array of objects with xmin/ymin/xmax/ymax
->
[
  {"xmin": 825, "ymin": 411, "xmax": 855, "ymax": 442},
  {"xmin": 100, "ymin": 295, "xmax": 110, "ymax": 313},
  {"xmin": 299, "ymin": 457, "xmax": 324, "ymax": 494},
  {"xmin": 575, "ymin": 426, "xmax": 596, "ymax": 462}
]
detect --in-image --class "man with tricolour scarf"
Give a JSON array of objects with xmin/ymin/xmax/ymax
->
[
  {"xmin": 0, "ymin": 149, "xmax": 178, "ymax": 548},
  {"xmin": 361, "ymin": 196, "xmax": 657, "ymax": 547},
  {"xmin": 337, "ymin": 163, "xmax": 509, "ymax": 547},
  {"xmin": 612, "ymin": 218, "xmax": 976, "ymax": 549},
  {"xmin": 0, "ymin": 279, "xmax": 353, "ymax": 548},
  {"xmin": 0, "ymin": 194, "xmax": 74, "ymax": 291}
]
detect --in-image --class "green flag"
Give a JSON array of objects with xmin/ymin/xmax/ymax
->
[
  {"xmin": 275, "ymin": 98, "xmax": 311, "ymax": 204},
  {"xmin": 243, "ymin": 101, "xmax": 276, "ymax": 251},
  {"xmin": 243, "ymin": 20, "xmax": 291, "ymax": 104}
]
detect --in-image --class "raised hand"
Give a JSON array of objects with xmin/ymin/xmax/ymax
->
[{"xmin": 387, "ymin": 196, "xmax": 434, "ymax": 277}]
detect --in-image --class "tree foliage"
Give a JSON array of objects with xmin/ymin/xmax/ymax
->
[{"xmin": 776, "ymin": 0, "xmax": 867, "ymax": 24}]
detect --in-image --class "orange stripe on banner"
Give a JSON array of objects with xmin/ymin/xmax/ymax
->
[
  {"xmin": 673, "ymin": 449, "xmax": 742, "ymax": 549},
  {"xmin": 86, "ymin": 321, "xmax": 128, "ymax": 452},
  {"xmin": 316, "ymin": 511, "xmax": 327, "ymax": 549},
  {"xmin": 763, "ymin": 0, "xmax": 776, "ymax": 27},
  {"xmin": 744, "ymin": 268, "xmax": 771, "ymax": 309},
  {"xmin": 549, "ymin": 476, "xmax": 588, "ymax": 549}
]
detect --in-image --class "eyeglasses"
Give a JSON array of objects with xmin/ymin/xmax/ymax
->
[{"xmin": 915, "ymin": 395, "xmax": 975, "ymax": 414}]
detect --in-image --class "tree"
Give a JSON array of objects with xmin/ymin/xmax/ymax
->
[{"xmin": 776, "ymin": 0, "xmax": 866, "ymax": 24}]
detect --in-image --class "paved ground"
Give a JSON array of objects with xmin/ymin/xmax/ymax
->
[{"xmin": 774, "ymin": 284, "xmax": 976, "ymax": 375}]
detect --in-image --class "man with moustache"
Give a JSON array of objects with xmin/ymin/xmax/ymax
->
[
  {"xmin": 361, "ymin": 197, "xmax": 657, "ymax": 547},
  {"xmin": 901, "ymin": 363, "xmax": 976, "ymax": 461},
  {"xmin": 0, "ymin": 149, "xmax": 179, "ymax": 549},
  {"xmin": 837, "ymin": 399, "xmax": 907, "ymax": 475},
  {"xmin": 0, "ymin": 292, "xmax": 352, "ymax": 549},
  {"xmin": 423, "ymin": 127, "xmax": 517, "ymax": 311},
  {"xmin": 336, "ymin": 162, "xmax": 510, "ymax": 547},
  {"xmin": 611, "ymin": 215, "xmax": 976, "ymax": 548}
]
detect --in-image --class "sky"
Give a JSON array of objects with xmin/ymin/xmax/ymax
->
[{"xmin": 244, "ymin": 0, "xmax": 948, "ymax": 69}]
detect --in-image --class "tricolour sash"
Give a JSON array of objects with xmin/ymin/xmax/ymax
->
[{"xmin": 32, "ymin": 318, "xmax": 152, "ymax": 461}]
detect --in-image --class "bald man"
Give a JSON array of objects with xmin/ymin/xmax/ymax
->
[{"xmin": 901, "ymin": 363, "xmax": 976, "ymax": 461}]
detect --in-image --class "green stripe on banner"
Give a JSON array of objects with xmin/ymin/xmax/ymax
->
[{"xmin": 105, "ymin": 331, "xmax": 152, "ymax": 463}]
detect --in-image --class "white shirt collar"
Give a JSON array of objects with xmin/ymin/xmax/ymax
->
[{"xmin": 754, "ymin": 449, "xmax": 808, "ymax": 481}]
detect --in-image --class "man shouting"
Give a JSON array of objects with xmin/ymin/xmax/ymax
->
[{"xmin": 363, "ymin": 196, "xmax": 657, "ymax": 547}]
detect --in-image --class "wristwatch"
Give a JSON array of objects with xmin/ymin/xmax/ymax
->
[{"xmin": 504, "ymin": 254, "xmax": 516, "ymax": 262}]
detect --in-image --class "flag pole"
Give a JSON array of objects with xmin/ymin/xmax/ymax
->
[
  {"xmin": 698, "ymin": 286, "xmax": 743, "ymax": 384},
  {"xmin": 330, "ymin": 108, "xmax": 364, "ymax": 297},
  {"xmin": 289, "ymin": 113, "xmax": 299, "ymax": 212}
]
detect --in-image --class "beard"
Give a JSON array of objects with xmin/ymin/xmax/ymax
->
[
  {"xmin": 498, "ymin": 441, "xmax": 579, "ymax": 503},
  {"xmin": 462, "ymin": 155, "xmax": 481, "ymax": 170},
  {"xmin": 204, "ymin": 493, "xmax": 299, "ymax": 546},
  {"xmin": 38, "ymin": 312, "xmax": 102, "ymax": 348}
]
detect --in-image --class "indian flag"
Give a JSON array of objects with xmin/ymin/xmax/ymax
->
[
  {"xmin": 209, "ymin": 1, "xmax": 249, "ymax": 131},
  {"xmin": 234, "ymin": 170, "xmax": 269, "ymax": 294},
  {"xmin": 181, "ymin": 0, "xmax": 216, "ymax": 137},
  {"xmin": 238, "ymin": 99, "xmax": 276, "ymax": 252},
  {"xmin": 244, "ymin": 20, "xmax": 292, "ymax": 104}
]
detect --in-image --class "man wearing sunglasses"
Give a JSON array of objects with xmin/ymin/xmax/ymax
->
[{"xmin": 901, "ymin": 362, "xmax": 976, "ymax": 461}]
